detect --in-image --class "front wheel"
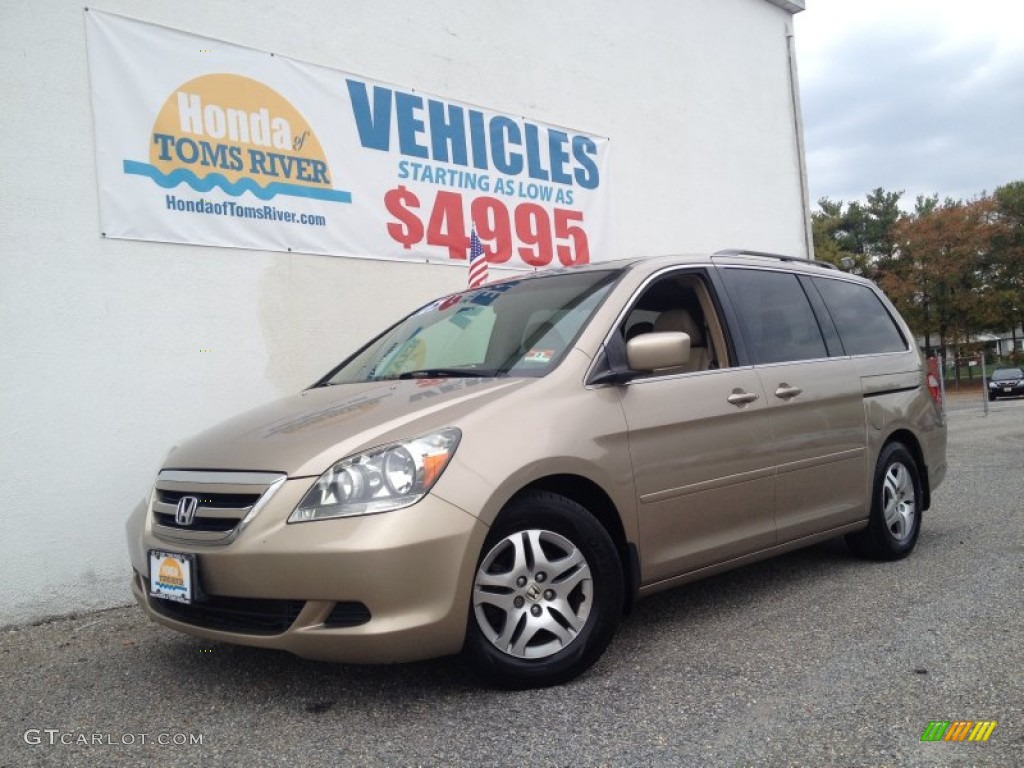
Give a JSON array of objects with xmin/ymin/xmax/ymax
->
[
  {"xmin": 463, "ymin": 491, "xmax": 624, "ymax": 688},
  {"xmin": 846, "ymin": 442, "xmax": 923, "ymax": 560}
]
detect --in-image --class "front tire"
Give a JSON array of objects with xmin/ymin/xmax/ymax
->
[
  {"xmin": 846, "ymin": 442, "xmax": 922, "ymax": 560},
  {"xmin": 464, "ymin": 491, "xmax": 624, "ymax": 689}
]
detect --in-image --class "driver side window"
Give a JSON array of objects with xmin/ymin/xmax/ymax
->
[{"xmin": 620, "ymin": 271, "xmax": 728, "ymax": 373}]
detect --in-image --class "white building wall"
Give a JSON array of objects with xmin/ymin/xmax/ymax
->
[{"xmin": 0, "ymin": 0, "xmax": 807, "ymax": 625}]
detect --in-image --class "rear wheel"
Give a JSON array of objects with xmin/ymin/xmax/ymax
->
[
  {"xmin": 846, "ymin": 442, "xmax": 922, "ymax": 560},
  {"xmin": 464, "ymin": 491, "xmax": 623, "ymax": 688}
]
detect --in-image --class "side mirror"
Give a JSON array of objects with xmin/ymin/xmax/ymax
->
[{"xmin": 626, "ymin": 332, "xmax": 691, "ymax": 371}]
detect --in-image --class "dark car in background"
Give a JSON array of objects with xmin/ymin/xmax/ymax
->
[{"xmin": 988, "ymin": 367, "xmax": 1024, "ymax": 400}]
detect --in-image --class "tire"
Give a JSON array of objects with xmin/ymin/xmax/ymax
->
[
  {"xmin": 846, "ymin": 442, "xmax": 923, "ymax": 560},
  {"xmin": 989, "ymin": 393, "xmax": 997, "ymax": 402},
  {"xmin": 463, "ymin": 490, "xmax": 624, "ymax": 689}
]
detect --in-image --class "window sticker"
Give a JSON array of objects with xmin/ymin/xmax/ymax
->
[{"xmin": 524, "ymin": 349, "xmax": 555, "ymax": 364}]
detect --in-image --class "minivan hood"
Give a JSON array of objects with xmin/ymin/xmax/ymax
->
[{"xmin": 165, "ymin": 377, "xmax": 531, "ymax": 476}]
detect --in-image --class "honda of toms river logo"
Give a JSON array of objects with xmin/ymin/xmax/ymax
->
[
  {"xmin": 156, "ymin": 558, "xmax": 186, "ymax": 592},
  {"xmin": 123, "ymin": 74, "xmax": 351, "ymax": 204},
  {"xmin": 920, "ymin": 720, "xmax": 997, "ymax": 742}
]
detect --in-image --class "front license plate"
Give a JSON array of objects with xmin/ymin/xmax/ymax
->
[
  {"xmin": 1004, "ymin": 387, "xmax": 1012, "ymax": 393},
  {"xmin": 149, "ymin": 550, "xmax": 195, "ymax": 604}
]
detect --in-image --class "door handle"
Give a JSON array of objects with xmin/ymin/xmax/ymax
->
[
  {"xmin": 727, "ymin": 390, "xmax": 760, "ymax": 406},
  {"xmin": 774, "ymin": 384, "xmax": 803, "ymax": 400}
]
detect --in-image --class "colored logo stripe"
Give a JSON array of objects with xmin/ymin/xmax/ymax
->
[
  {"xmin": 921, "ymin": 720, "xmax": 997, "ymax": 742},
  {"xmin": 944, "ymin": 721, "xmax": 973, "ymax": 741},
  {"xmin": 123, "ymin": 161, "xmax": 353, "ymax": 203},
  {"xmin": 968, "ymin": 721, "xmax": 997, "ymax": 742},
  {"xmin": 921, "ymin": 721, "xmax": 949, "ymax": 742}
]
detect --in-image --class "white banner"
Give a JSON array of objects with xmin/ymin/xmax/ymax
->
[{"xmin": 85, "ymin": 11, "xmax": 612, "ymax": 268}]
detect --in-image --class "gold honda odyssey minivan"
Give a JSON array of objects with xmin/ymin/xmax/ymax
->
[{"xmin": 127, "ymin": 250, "xmax": 947, "ymax": 687}]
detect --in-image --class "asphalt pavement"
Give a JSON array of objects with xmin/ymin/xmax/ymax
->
[{"xmin": 2, "ymin": 398, "xmax": 1022, "ymax": 767}]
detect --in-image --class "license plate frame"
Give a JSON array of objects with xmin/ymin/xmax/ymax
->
[{"xmin": 149, "ymin": 550, "xmax": 195, "ymax": 604}]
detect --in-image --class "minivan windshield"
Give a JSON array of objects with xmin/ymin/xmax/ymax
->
[{"xmin": 321, "ymin": 270, "xmax": 620, "ymax": 384}]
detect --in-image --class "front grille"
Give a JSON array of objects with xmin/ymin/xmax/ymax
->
[
  {"xmin": 153, "ymin": 512, "xmax": 237, "ymax": 533},
  {"xmin": 157, "ymin": 490, "xmax": 261, "ymax": 509},
  {"xmin": 147, "ymin": 588, "xmax": 372, "ymax": 634},
  {"xmin": 154, "ymin": 490, "xmax": 259, "ymax": 533},
  {"xmin": 150, "ymin": 591, "xmax": 305, "ymax": 635},
  {"xmin": 150, "ymin": 470, "xmax": 285, "ymax": 544}
]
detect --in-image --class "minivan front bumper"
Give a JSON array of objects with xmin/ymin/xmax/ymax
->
[{"xmin": 127, "ymin": 478, "xmax": 488, "ymax": 663}]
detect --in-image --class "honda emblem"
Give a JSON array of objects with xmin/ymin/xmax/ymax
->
[{"xmin": 175, "ymin": 496, "xmax": 199, "ymax": 526}]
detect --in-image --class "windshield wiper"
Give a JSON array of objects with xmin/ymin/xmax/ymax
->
[{"xmin": 395, "ymin": 368, "xmax": 499, "ymax": 379}]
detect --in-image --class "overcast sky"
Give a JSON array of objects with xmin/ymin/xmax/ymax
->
[{"xmin": 794, "ymin": 0, "xmax": 1024, "ymax": 210}]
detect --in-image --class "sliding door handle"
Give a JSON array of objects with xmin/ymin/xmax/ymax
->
[
  {"xmin": 727, "ymin": 390, "xmax": 760, "ymax": 406},
  {"xmin": 774, "ymin": 384, "xmax": 803, "ymax": 400}
]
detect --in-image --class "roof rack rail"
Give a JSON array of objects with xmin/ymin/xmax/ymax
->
[{"xmin": 711, "ymin": 248, "xmax": 839, "ymax": 271}]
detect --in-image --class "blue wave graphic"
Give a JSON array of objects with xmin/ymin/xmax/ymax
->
[{"xmin": 123, "ymin": 160, "xmax": 352, "ymax": 203}]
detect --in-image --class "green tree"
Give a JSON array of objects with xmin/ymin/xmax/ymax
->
[
  {"xmin": 811, "ymin": 199, "xmax": 858, "ymax": 270},
  {"xmin": 990, "ymin": 181, "xmax": 1024, "ymax": 354},
  {"xmin": 811, "ymin": 188, "xmax": 904, "ymax": 274},
  {"xmin": 861, "ymin": 187, "xmax": 904, "ymax": 263}
]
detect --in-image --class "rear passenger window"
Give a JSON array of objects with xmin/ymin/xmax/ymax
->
[
  {"xmin": 720, "ymin": 269, "xmax": 827, "ymax": 365},
  {"xmin": 812, "ymin": 278, "xmax": 907, "ymax": 355}
]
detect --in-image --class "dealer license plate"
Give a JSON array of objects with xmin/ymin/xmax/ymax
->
[{"xmin": 149, "ymin": 550, "xmax": 195, "ymax": 604}]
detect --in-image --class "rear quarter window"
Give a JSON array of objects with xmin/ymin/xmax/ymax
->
[
  {"xmin": 719, "ymin": 268, "xmax": 828, "ymax": 365},
  {"xmin": 812, "ymin": 278, "xmax": 907, "ymax": 356}
]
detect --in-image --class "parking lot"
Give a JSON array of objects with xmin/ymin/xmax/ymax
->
[{"xmin": 2, "ymin": 397, "xmax": 1022, "ymax": 768}]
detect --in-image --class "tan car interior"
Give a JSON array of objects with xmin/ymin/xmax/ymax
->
[{"xmin": 622, "ymin": 273, "xmax": 728, "ymax": 372}]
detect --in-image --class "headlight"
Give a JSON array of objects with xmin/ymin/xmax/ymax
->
[{"xmin": 288, "ymin": 428, "xmax": 461, "ymax": 522}]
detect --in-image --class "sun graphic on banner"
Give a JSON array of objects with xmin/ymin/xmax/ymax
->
[{"xmin": 124, "ymin": 73, "xmax": 351, "ymax": 203}]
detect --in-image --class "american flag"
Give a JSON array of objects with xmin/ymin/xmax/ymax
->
[{"xmin": 468, "ymin": 228, "xmax": 488, "ymax": 288}]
